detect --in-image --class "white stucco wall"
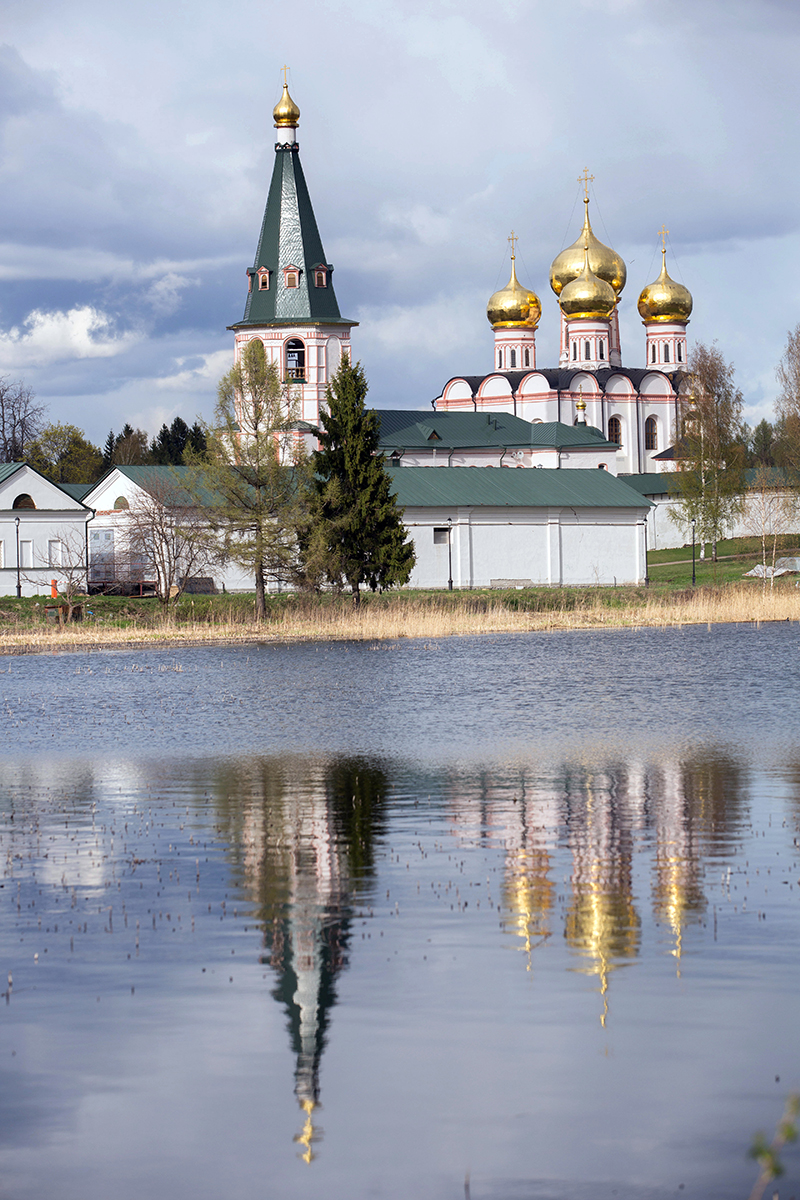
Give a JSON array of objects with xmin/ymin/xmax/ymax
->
[
  {"xmin": 0, "ymin": 465, "xmax": 92, "ymax": 597},
  {"xmin": 403, "ymin": 505, "xmax": 648, "ymax": 589}
]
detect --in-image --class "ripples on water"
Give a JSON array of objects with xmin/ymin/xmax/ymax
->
[{"xmin": 0, "ymin": 625, "xmax": 799, "ymax": 1200}]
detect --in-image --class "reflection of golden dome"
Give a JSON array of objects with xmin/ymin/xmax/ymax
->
[
  {"xmin": 638, "ymin": 248, "xmax": 693, "ymax": 323},
  {"xmin": 550, "ymin": 198, "xmax": 627, "ymax": 297},
  {"xmin": 274, "ymin": 83, "xmax": 301, "ymax": 128},
  {"xmin": 559, "ymin": 245, "xmax": 617, "ymax": 320},
  {"xmin": 487, "ymin": 257, "xmax": 541, "ymax": 329}
]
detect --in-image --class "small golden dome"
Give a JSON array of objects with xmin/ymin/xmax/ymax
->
[
  {"xmin": 559, "ymin": 245, "xmax": 617, "ymax": 320},
  {"xmin": 273, "ymin": 82, "xmax": 300, "ymax": 128},
  {"xmin": 487, "ymin": 257, "xmax": 541, "ymax": 329},
  {"xmin": 638, "ymin": 248, "xmax": 693, "ymax": 323},
  {"xmin": 550, "ymin": 198, "xmax": 627, "ymax": 297}
]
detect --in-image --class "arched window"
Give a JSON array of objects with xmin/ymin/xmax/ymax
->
[
  {"xmin": 651, "ymin": 343, "xmax": 657, "ymax": 363},
  {"xmin": 12, "ymin": 494, "xmax": 35, "ymax": 510},
  {"xmin": 114, "ymin": 496, "xmax": 129, "ymax": 510},
  {"xmin": 497, "ymin": 350, "xmax": 503, "ymax": 369},
  {"xmin": 645, "ymin": 416, "xmax": 658, "ymax": 451},
  {"xmin": 677, "ymin": 342, "xmax": 683, "ymax": 363},
  {"xmin": 598, "ymin": 339, "xmax": 605, "ymax": 360},
  {"xmin": 572, "ymin": 342, "xmax": 578, "ymax": 361},
  {"xmin": 285, "ymin": 339, "xmax": 306, "ymax": 380},
  {"xmin": 584, "ymin": 340, "xmax": 591, "ymax": 359},
  {"xmin": 524, "ymin": 348, "xmax": 530, "ymax": 367},
  {"xmin": 314, "ymin": 269, "xmax": 327, "ymax": 288},
  {"xmin": 510, "ymin": 349, "xmax": 516, "ymax": 368},
  {"xmin": 597, "ymin": 462, "xmax": 607, "ymax": 470},
  {"xmin": 608, "ymin": 417, "xmax": 622, "ymax": 445},
  {"xmin": 664, "ymin": 344, "xmax": 670, "ymax": 363}
]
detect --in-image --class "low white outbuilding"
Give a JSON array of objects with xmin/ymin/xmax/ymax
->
[
  {"xmin": 390, "ymin": 466, "xmax": 651, "ymax": 588},
  {"xmin": 0, "ymin": 463, "xmax": 94, "ymax": 597}
]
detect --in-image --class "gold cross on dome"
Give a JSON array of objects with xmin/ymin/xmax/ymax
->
[
  {"xmin": 508, "ymin": 230, "xmax": 518, "ymax": 258},
  {"xmin": 578, "ymin": 168, "xmax": 594, "ymax": 199},
  {"xmin": 281, "ymin": 64, "xmax": 290, "ymax": 85},
  {"xmin": 659, "ymin": 224, "xmax": 669, "ymax": 250}
]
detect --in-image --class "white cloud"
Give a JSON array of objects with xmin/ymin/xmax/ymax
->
[
  {"xmin": 154, "ymin": 348, "xmax": 232, "ymax": 392},
  {"xmin": 0, "ymin": 306, "xmax": 139, "ymax": 367}
]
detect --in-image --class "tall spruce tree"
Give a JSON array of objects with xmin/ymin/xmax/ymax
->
[{"xmin": 308, "ymin": 356, "xmax": 415, "ymax": 606}]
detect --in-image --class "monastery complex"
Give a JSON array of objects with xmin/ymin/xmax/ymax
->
[{"xmin": 0, "ymin": 76, "xmax": 720, "ymax": 595}]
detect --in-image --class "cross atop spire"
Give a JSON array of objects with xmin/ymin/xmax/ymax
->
[
  {"xmin": 578, "ymin": 168, "xmax": 594, "ymax": 200},
  {"xmin": 281, "ymin": 63, "xmax": 290, "ymax": 85},
  {"xmin": 658, "ymin": 224, "xmax": 669, "ymax": 252},
  {"xmin": 508, "ymin": 230, "xmax": 518, "ymax": 259}
]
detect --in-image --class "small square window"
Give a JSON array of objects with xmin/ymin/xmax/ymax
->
[{"xmin": 433, "ymin": 527, "xmax": 449, "ymax": 545}]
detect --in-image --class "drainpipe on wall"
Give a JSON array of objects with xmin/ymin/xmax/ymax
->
[
  {"xmin": 636, "ymin": 392, "xmax": 643, "ymax": 472},
  {"xmin": 85, "ymin": 511, "xmax": 95, "ymax": 593}
]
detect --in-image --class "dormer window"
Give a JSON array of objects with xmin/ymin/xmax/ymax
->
[
  {"xmin": 283, "ymin": 264, "xmax": 301, "ymax": 289},
  {"xmin": 313, "ymin": 265, "xmax": 328, "ymax": 288},
  {"xmin": 257, "ymin": 269, "xmax": 270, "ymax": 291}
]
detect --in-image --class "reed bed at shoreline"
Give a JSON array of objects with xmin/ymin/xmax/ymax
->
[{"xmin": 0, "ymin": 585, "xmax": 798, "ymax": 654}]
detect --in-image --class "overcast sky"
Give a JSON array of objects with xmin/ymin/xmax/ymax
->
[{"xmin": 0, "ymin": 0, "xmax": 798, "ymax": 446}]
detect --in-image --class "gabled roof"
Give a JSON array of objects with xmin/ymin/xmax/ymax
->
[
  {"xmin": 437, "ymin": 366, "xmax": 687, "ymax": 397},
  {"xmin": 0, "ymin": 461, "xmax": 93, "ymax": 509},
  {"xmin": 230, "ymin": 146, "xmax": 354, "ymax": 329},
  {"xmin": 389, "ymin": 466, "xmax": 651, "ymax": 509},
  {"xmin": 376, "ymin": 410, "xmax": 617, "ymax": 452}
]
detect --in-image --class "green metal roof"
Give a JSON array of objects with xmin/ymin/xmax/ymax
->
[
  {"xmin": 0, "ymin": 462, "xmax": 23, "ymax": 485},
  {"xmin": 377, "ymin": 410, "xmax": 617, "ymax": 452},
  {"xmin": 389, "ymin": 466, "xmax": 651, "ymax": 509},
  {"xmin": 619, "ymin": 472, "xmax": 682, "ymax": 496},
  {"xmin": 59, "ymin": 482, "xmax": 93, "ymax": 501},
  {"xmin": 231, "ymin": 147, "xmax": 353, "ymax": 329}
]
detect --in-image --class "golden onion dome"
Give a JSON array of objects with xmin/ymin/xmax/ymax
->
[
  {"xmin": 550, "ymin": 198, "xmax": 627, "ymax": 297},
  {"xmin": 273, "ymin": 82, "xmax": 300, "ymax": 128},
  {"xmin": 558, "ymin": 245, "xmax": 617, "ymax": 320},
  {"xmin": 486, "ymin": 257, "xmax": 541, "ymax": 329},
  {"xmin": 637, "ymin": 248, "xmax": 693, "ymax": 323}
]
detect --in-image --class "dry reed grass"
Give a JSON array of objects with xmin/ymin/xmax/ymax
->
[{"xmin": 1, "ymin": 585, "xmax": 798, "ymax": 655}]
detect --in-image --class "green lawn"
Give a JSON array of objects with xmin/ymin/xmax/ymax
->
[{"xmin": 646, "ymin": 535, "xmax": 800, "ymax": 588}]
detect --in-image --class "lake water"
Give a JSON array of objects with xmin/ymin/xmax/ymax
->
[{"xmin": 0, "ymin": 625, "xmax": 799, "ymax": 1200}]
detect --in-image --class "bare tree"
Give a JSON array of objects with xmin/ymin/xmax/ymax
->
[
  {"xmin": 0, "ymin": 377, "xmax": 46, "ymax": 462},
  {"xmin": 743, "ymin": 468, "xmax": 791, "ymax": 593},
  {"xmin": 24, "ymin": 526, "xmax": 89, "ymax": 622},
  {"xmin": 775, "ymin": 324, "xmax": 800, "ymax": 482},
  {"xmin": 123, "ymin": 470, "xmax": 222, "ymax": 609},
  {"xmin": 670, "ymin": 342, "xmax": 745, "ymax": 562}
]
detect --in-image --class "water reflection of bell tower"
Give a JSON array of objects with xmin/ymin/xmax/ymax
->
[
  {"xmin": 228, "ymin": 70, "xmax": 358, "ymax": 430},
  {"xmin": 216, "ymin": 756, "xmax": 386, "ymax": 1162}
]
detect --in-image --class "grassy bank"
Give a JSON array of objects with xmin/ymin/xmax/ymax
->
[{"xmin": 0, "ymin": 575, "xmax": 798, "ymax": 654}]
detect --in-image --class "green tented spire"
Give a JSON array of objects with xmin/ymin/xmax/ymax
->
[{"xmin": 232, "ymin": 142, "xmax": 351, "ymax": 329}]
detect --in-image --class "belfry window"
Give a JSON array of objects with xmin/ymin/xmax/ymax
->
[
  {"xmin": 645, "ymin": 416, "xmax": 658, "ymax": 451},
  {"xmin": 510, "ymin": 349, "xmax": 516, "ymax": 369},
  {"xmin": 664, "ymin": 344, "xmax": 670, "ymax": 363},
  {"xmin": 285, "ymin": 338, "xmax": 306, "ymax": 380},
  {"xmin": 608, "ymin": 417, "xmax": 622, "ymax": 445},
  {"xmin": 584, "ymin": 340, "xmax": 591, "ymax": 359}
]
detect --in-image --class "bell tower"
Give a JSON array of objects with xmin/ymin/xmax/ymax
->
[{"xmin": 228, "ymin": 69, "xmax": 357, "ymax": 427}]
